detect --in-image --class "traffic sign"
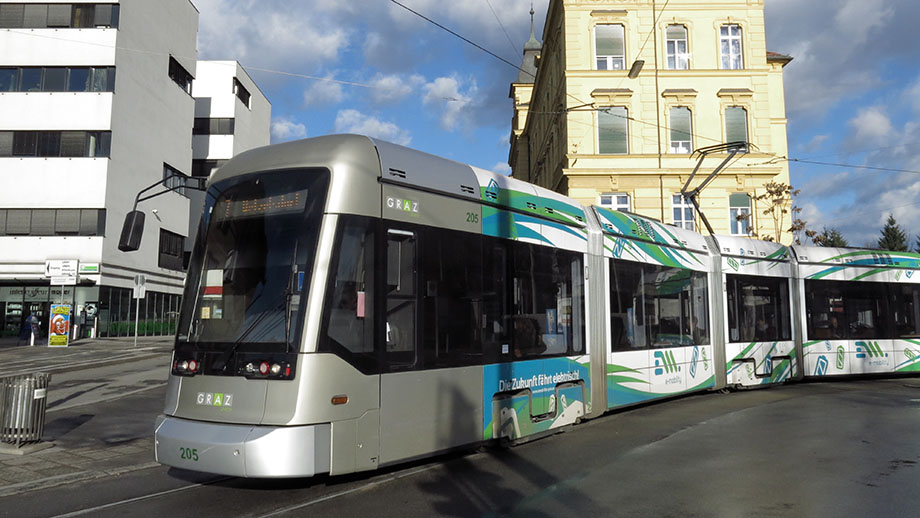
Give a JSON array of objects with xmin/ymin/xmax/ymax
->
[
  {"xmin": 133, "ymin": 274, "xmax": 147, "ymax": 299},
  {"xmin": 46, "ymin": 259, "xmax": 78, "ymax": 278},
  {"xmin": 51, "ymin": 275, "xmax": 77, "ymax": 286}
]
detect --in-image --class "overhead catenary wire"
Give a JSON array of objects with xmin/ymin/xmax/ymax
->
[{"xmin": 483, "ymin": 0, "xmax": 521, "ymax": 58}]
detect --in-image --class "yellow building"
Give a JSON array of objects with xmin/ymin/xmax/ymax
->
[{"xmin": 510, "ymin": 0, "xmax": 793, "ymax": 242}]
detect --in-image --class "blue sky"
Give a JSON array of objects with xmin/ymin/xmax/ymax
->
[{"xmin": 194, "ymin": 0, "xmax": 920, "ymax": 248}]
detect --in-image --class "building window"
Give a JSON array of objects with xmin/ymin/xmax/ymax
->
[
  {"xmin": 730, "ymin": 193, "xmax": 752, "ymax": 236},
  {"xmin": 163, "ymin": 164, "xmax": 189, "ymax": 197},
  {"xmin": 600, "ymin": 193, "xmax": 630, "ymax": 212},
  {"xmin": 0, "ymin": 67, "xmax": 115, "ymax": 93},
  {"xmin": 0, "ymin": 131, "xmax": 111, "ymax": 158},
  {"xmin": 193, "ymin": 118, "xmax": 235, "ymax": 135},
  {"xmin": 0, "ymin": 208, "xmax": 105, "ymax": 236},
  {"xmin": 725, "ymin": 106, "xmax": 748, "ymax": 149},
  {"xmin": 168, "ymin": 56, "xmax": 193, "ymax": 95},
  {"xmin": 595, "ymin": 24, "xmax": 626, "ymax": 71},
  {"xmin": 672, "ymin": 194, "xmax": 695, "ymax": 231},
  {"xmin": 158, "ymin": 229, "xmax": 185, "ymax": 271},
  {"xmin": 0, "ymin": 4, "xmax": 120, "ymax": 29},
  {"xmin": 665, "ymin": 24, "xmax": 689, "ymax": 70},
  {"xmin": 233, "ymin": 77, "xmax": 251, "ymax": 108},
  {"xmin": 192, "ymin": 159, "xmax": 227, "ymax": 178},
  {"xmin": 721, "ymin": 24, "xmax": 743, "ymax": 70},
  {"xmin": 598, "ymin": 107, "xmax": 628, "ymax": 154},
  {"xmin": 669, "ymin": 106, "xmax": 692, "ymax": 154}
]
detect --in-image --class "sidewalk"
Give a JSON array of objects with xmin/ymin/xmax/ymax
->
[{"xmin": 0, "ymin": 335, "xmax": 175, "ymax": 496}]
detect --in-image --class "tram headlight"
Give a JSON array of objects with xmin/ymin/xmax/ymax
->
[
  {"xmin": 179, "ymin": 360, "xmax": 189, "ymax": 372},
  {"xmin": 258, "ymin": 361, "xmax": 270, "ymax": 376},
  {"xmin": 270, "ymin": 363, "xmax": 281, "ymax": 375}
]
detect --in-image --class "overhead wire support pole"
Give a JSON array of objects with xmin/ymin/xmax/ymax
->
[{"xmin": 680, "ymin": 141, "xmax": 751, "ymax": 237}]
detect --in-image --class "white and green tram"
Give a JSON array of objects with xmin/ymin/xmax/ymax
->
[{"xmin": 134, "ymin": 135, "xmax": 919, "ymax": 478}]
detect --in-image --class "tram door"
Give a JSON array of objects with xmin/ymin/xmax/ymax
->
[{"xmin": 377, "ymin": 225, "xmax": 481, "ymax": 465}]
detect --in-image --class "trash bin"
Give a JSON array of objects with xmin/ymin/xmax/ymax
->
[{"xmin": 0, "ymin": 373, "xmax": 51, "ymax": 447}]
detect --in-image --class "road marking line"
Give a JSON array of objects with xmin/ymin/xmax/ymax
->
[
  {"xmin": 47, "ymin": 382, "xmax": 168, "ymax": 413},
  {"xmin": 256, "ymin": 464, "xmax": 441, "ymax": 518},
  {"xmin": 48, "ymin": 477, "xmax": 232, "ymax": 518}
]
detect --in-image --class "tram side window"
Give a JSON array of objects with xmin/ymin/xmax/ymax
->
[
  {"xmin": 610, "ymin": 259, "xmax": 709, "ymax": 350},
  {"xmin": 482, "ymin": 239, "xmax": 511, "ymax": 361},
  {"xmin": 510, "ymin": 243, "xmax": 585, "ymax": 359},
  {"xmin": 610, "ymin": 260, "xmax": 643, "ymax": 351},
  {"xmin": 642, "ymin": 266, "xmax": 708, "ymax": 347},
  {"xmin": 891, "ymin": 284, "xmax": 920, "ymax": 338},
  {"xmin": 385, "ymin": 228, "xmax": 418, "ymax": 370},
  {"xmin": 419, "ymin": 227, "xmax": 483, "ymax": 368},
  {"xmin": 806, "ymin": 280, "xmax": 892, "ymax": 340},
  {"xmin": 805, "ymin": 280, "xmax": 846, "ymax": 339},
  {"xmin": 726, "ymin": 274, "xmax": 792, "ymax": 342},
  {"xmin": 844, "ymin": 281, "xmax": 889, "ymax": 339},
  {"xmin": 320, "ymin": 216, "xmax": 377, "ymax": 373}
]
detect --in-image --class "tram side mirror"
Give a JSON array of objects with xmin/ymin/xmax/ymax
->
[{"xmin": 118, "ymin": 210, "xmax": 145, "ymax": 252}]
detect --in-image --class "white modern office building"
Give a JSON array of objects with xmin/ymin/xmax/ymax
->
[
  {"xmin": 189, "ymin": 60, "xmax": 270, "ymax": 248},
  {"xmin": 0, "ymin": 1, "xmax": 270, "ymax": 341}
]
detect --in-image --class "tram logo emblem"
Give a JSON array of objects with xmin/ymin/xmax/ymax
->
[
  {"xmin": 689, "ymin": 346, "xmax": 700, "ymax": 377},
  {"xmin": 197, "ymin": 392, "xmax": 233, "ymax": 408},
  {"xmin": 611, "ymin": 238, "xmax": 625, "ymax": 258},
  {"xmin": 654, "ymin": 351, "xmax": 680, "ymax": 375},
  {"xmin": 385, "ymin": 197, "xmax": 420, "ymax": 214},
  {"xmin": 855, "ymin": 341, "xmax": 886, "ymax": 359},
  {"xmin": 907, "ymin": 271, "xmax": 914, "ymax": 279},
  {"xmin": 836, "ymin": 346, "xmax": 845, "ymax": 370},
  {"xmin": 815, "ymin": 356, "xmax": 829, "ymax": 376},
  {"xmin": 726, "ymin": 257, "xmax": 740, "ymax": 271},
  {"xmin": 484, "ymin": 179, "xmax": 500, "ymax": 200}
]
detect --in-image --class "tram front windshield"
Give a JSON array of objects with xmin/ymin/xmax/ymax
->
[{"xmin": 177, "ymin": 169, "xmax": 328, "ymax": 353}]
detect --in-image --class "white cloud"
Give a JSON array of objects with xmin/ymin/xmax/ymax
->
[
  {"xmin": 270, "ymin": 117, "xmax": 307, "ymax": 142},
  {"xmin": 491, "ymin": 161, "xmax": 511, "ymax": 175},
  {"xmin": 303, "ymin": 76, "xmax": 345, "ymax": 107},
  {"xmin": 844, "ymin": 106, "xmax": 893, "ymax": 150},
  {"xmin": 908, "ymin": 75, "xmax": 920, "ymax": 114},
  {"xmin": 334, "ymin": 109, "xmax": 411, "ymax": 145},
  {"xmin": 423, "ymin": 76, "xmax": 477, "ymax": 131},
  {"xmin": 802, "ymin": 134, "xmax": 829, "ymax": 153},
  {"xmin": 370, "ymin": 74, "xmax": 425, "ymax": 105},
  {"xmin": 195, "ymin": 0, "xmax": 350, "ymax": 70},
  {"xmin": 765, "ymin": 0, "xmax": 917, "ymax": 118}
]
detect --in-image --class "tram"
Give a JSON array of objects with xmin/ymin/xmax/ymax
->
[{"xmin": 124, "ymin": 135, "xmax": 920, "ymax": 478}]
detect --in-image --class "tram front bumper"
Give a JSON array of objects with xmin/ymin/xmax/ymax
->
[{"xmin": 154, "ymin": 415, "xmax": 332, "ymax": 478}]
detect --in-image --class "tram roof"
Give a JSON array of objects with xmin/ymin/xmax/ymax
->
[
  {"xmin": 594, "ymin": 206, "xmax": 711, "ymax": 255},
  {"xmin": 714, "ymin": 235, "xmax": 790, "ymax": 262},
  {"xmin": 792, "ymin": 245, "xmax": 920, "ymax": 270}
]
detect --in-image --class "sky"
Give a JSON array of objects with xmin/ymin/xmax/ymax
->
[{"xmin": 193, "ymin": 0, "xmax": 920, "ymax": 248}]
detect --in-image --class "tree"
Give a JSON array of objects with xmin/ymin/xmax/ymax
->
[
  {"xmin": 915, "ymin": 234, "xmax": 920, "ymax": 254},
  {"xmin": 877, "ymin": 214, "xmax": 909, "ymax": 251},
  {"xmin": 751, "ymin": 182, "xmax": 815, "ymax": 245},
  {"xmin": 813, "ymin": 227, "xmax": 849, "ymax": 247}
]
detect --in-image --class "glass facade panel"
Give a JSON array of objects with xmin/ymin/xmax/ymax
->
[
  {"xmin": 0, "ymin": 69, "xmax": 17, "ymax": 92},
  {"xmin": 19, "ymin": 68, "xmax": 42, "ymax": 92},
  {"xmin": 726, "ymin": 106, "xmax": 748, "ymax": 146},
  {"xmin": 595, "ymin": 24, "xmax": 625, "ymax": 70},
  {"xmin": 599, "ymin": 107, "xmax": 628, "ymax": 154},
  {"xmin": 666, "ymin": 24, "xmax": 689, "ymax": 70},
  {"xmin": 42, "ymin": 68, "xmax": 67, "ymax": 91},
  {"xmin": 669, "ymin": 107, "xmax": 692, "ymax": 154}
]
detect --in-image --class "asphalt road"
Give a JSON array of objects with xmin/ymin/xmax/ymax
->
[{"xmin": 4, "ymin": 377, "xmax": 920, "ymax": 517}]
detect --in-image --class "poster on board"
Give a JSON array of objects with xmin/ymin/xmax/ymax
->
[{"xmin": 49, "ymin": 304, "xmax": 71, "ymax": 347}]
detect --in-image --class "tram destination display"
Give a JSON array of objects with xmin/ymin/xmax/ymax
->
[{"xmin": 214, "ymin": 188, "xmax": 308, "ymax": 221}]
